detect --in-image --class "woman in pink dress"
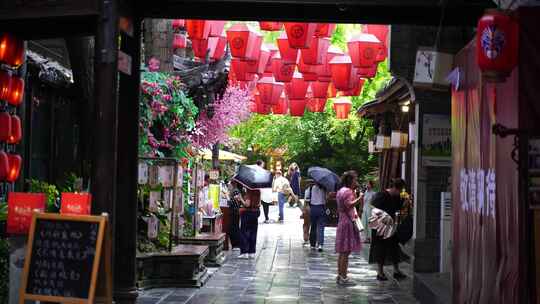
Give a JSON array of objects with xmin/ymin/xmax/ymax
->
[{"xmin": 335, "ymin": 170, "xmax": 363, "ymax": 286}]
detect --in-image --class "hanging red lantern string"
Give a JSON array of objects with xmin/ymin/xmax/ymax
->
[
  {"xmin": 208, "ymin": 20, "xmax": 226, "ymax": 37},
  {"xmin": 317, "ymin": 46, "xmax": 343, "ymax": 82},
  {"xmin": 0, "ymin": 33, "xmax": 25, "ymax": 67},
  {"xmin": 277, "ymin": 32, "xmax": 300, "ymax": 65},
  {"xmin": 264, "ymin": 43, "xmax": 279, "ymax": 74},
  {"xmin": 272, "ymin": 93, "xmax": 289, "ymax": 115},
  {"xmin": 329, "ymin": 55, "xmax": 353, "ymax": 91},
  {"xmin": 0, "ymin": 151, "xmax": 8, "ymax": 181},
  {"xmin": 259, "ymin": 22, "xmax": 283, "ymax": 31},
  {"xmin": 333, "ymin": 98, "xmax": 352, "ymax": 119},
  {"xmin": 357, "ymin": 64, "xmax": 378, "ymax": 78},
  {"xmin": 7, "ymin": 114, "xmax": 21, "ymax": 144},
  {"xmin": 257, "ymin": 76, "xmax": 284, "ymax": 105},
  {"xmin": 289, "ymin": 98, "xmax": 307, "ymax": 116},
  {"xmin": 186, "ymin": 20, "xmax": 211, "ymax": 40},
  {"xmin": 315, "ymin": 23, "xmax": 336, "ymax": 38},
  {"xmin": 307, "ymin": 98, "xmax": 327, "ymax": 113},
  {"xmin": 301, "ymin": 37, "xmax": 330, "ymax": 65},
  {"xmin": 7, "ymin": 75, "xmax": 24, "ymax": 106},
  {"xmin": 226, "ymin": 23, "xmax": 257, "ymax": 59},
  {"xmin": 172, "ymin": 33, "xmax": 187, "ymax": 50},
  {"xmin": 171, "ymin": 19, "xmax": 185, "ymax": 31},
  {"xmin": 6, "ymin": 154, "xmax": 22, "ymax": 182},
  {"xmin": 191, "ymin": 38, "xmax": 209, "ymax": 60},
  {"xmin": 0, "ymin": 112, "xmax": 11, "ymax": 142},
  {"xmin": 271, "ymin": 53, "xmax": 295, "ymax": 82},
  {"xmin": 311, "ymin": 81, "xmax": 330, "ymax": 98},
  {"xmin": 285, "ymin": 72, "xmax": 309, "ymax": 100},
  {"xmin": 476, "ymin": 9, "xmax": 519, "ymax": 82},
  {"xmin": 231, "ymin": 58, "xmax": 255, "ymax": 81},
  {"xmin": 208, "ymin": 35, "xmax": 227, "ymax": 61},
  {"xmin": 284, "ymin": 22, "xmax": 318, "ymax": 49},
  {"xmin": 0, "ymin": 71, "xmax": 12, "ymax": 100},
  {"xmin": 348, "ymin": 33, "xmax": 381, "ymax": 68}
]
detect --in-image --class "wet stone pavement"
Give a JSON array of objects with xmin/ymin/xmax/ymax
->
[{"xmin": 137, "ymin": 206, "xmax": 418, "ymax": 304}]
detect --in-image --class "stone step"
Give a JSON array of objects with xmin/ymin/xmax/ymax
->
[{"xmin": 176, "ymin": 233, "xmax": 226, "ymax": 267}]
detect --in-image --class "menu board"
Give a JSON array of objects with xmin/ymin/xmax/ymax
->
[
  {"xmin": 20, "ymin": 213, "xmax": 109, "ymax": 304},
  {"xmin": 7, "ymin": 193, "xmax": 46, "ymax": 235},
  {"xmin": 60, "ymin": 193, "xmax": 92, "ymax": 215}
]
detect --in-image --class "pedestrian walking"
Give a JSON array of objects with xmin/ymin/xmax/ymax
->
[
  {"xmin": 238, "ymin": 186, "xmax": 262, "ymax": 259},
  {"xmin": 335, "ymin": 170, "xmax": 363, "ymax": 286},
  {"xmin": 272, "ymin": 170, "xmax": 290, "ymax": 222},
  {"xmin": 361, "ymin": 180, "xmax": 376, "ymax": 243},
  {"xmin": 368, "ymin": 178, "xmax": 410, "ymax": 281},
  {"xmin": 227, "ymin": 180, "xmax": 243, "ymax": 251},
  {"xmin": 288, "ymin": 163, "xmax": 301, "ymax": 206},
  {"xmin": 305, "ymin": 181, "xmax": 327, "ymax": 252},
  {"xmin": 257, "ymin": 160, "xmax": 273, "ymax": 223}
]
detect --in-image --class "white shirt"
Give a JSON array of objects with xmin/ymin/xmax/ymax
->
[
  {"xmin": 305, "ymin": 184, "xmax": 326, "ymax": 205},
  {"xmin": 272, "ymin": 176, "xmax": 290, "ymax": 193},
  {"xmin": 260, "ymin": 188, "xmax": 273, "ymax": 203}
]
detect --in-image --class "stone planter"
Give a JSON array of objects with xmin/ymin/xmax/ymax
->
[
  {"xmin": 136, "ymin": 244, "xmax": 210, "ymax": 289},
  {"xmin": 176, "ymin": 232, "xmax": 226, "ymax": 267}
]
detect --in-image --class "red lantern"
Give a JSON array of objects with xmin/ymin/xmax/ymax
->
[
  {"xmin": 277, "ymin": 32, "xmax": 299, "ymax": 65},
  {"xmin": 247, "ymin": 34, "xmax": 263, "ymax": 61},
  {"xmin": 311, "ymin": 81, "xmax": 330, "ymax": 98},
  {"xmin": 340, "ymin": 79, "xmax": 365, "ymax": 97},
  {"xmin": 476, "ymin": 9, "xmax": 519, "ymax": 82},
  {"xmin": 209, "ymin": 20, "xmax": 226, "ymax": 37},
  {"xmin": 317, "ymin": 46, "xmax": 343, "ymax": 81},
  {"xmin": 302, "ymin": 73, "xmax": 318, "ymax": 81},
  {"xmin": 301, "ymin": 37, "xmax": 330, "ymax": 65},
  {"xmin": 0, "ymin": 71, "xmax": 11, "ymax": 100},
  {"xmin": 231, "ymin": 58, "xmax": 255, "ymax": 81},
  {"xmin": 271, "ymin": 54, "xmax": 295, "ymax": 82},
  {"xmin": 264, "ymin": 43, "xmax": 279, "ymax": 73},
  {"xmin": 285, "ymin": 72, "xmax": 309, "ymax": 100},
  {"xmin": 0, "ymin": 112, "xmax": 11, "ymax": 141},
  {"xmin": 186, "ymin": 20, "xmax": 211, "ymax": 40},
  {"xmin": 315, "ymin": 23, "xmax": 336, "ymax": 38},
  {"xmin": 284, "ymin": 23, "xmax": 317, "ymax": 49},
  {"xmin": 7, "ymin": 76, "xmax": 24, "ymax": 106},
  {"xmin": 191, "ymin": 39, "xmax": 209, "ymax": 59},
  {"xmin": 259, "ymin": 22, "xmax": 283, "ymax": 31},
  {"xmin": 363, "ymin": 25, "xmax": 389, "ymax": 47},
  {"xmin": 0, "ymin": 33, "xmax": 25, "ymax": 67},
  {"xmin": 289, "ymin": 99, "xmax": 307, "ymax": 116},
  {"xmin": 254, "ymin": 94, "xmax": 272, "ymax": 114},
  {"xmin": 172, "ymin": 19, "xmax": 185, "ymax": 31},
  {"xmin": 272, "ymin": 93, "xmax": 288, "ymax": 115},
  {"xmin": 226, "ymin": 23, "xmax": 256, "ymax": 59},
  {"xmin": 333, "ymin": 99, "xmax": 352, "ymax": 119},
  {"xmin": 208, "ymin": 35, "xmax": 227, "ymax": 61},
  {"xmin": 6, "ymin": 154, "xmax": 21, "ymax": 182},
  {"xmin": 328, "ymin": 82, "xmax": 338, "ymax": 98},
  {"xmin": 348, "ymin": 33, "xmax": 381, "ymax": 68},
  {"xmin": 357, "ymin": 64, "xmax": 378, "ymax": 78},
  {"xmin": 172, "ymin": 33, "xmax": 187, "ymax": 49},
  {"xmin": 329, "ymin": 55, "xmax": 353, "ymax": 91},
  {"xmin": 257, "ymin": 76, "xmax": 284, "ymax": 105},
  {"xmin": 8, "ymin": 115, "xmax": 21, "ymax": 144},
  {"xmin": 253, "ymin": 47, "xmax": 271, "ymax": 75},
  {"xmin": 307, "ymin": 98, "xmax": 327, "ymax": 112},
  {"xmin": 298, "ymin": 57, "xmax": 318, "ymax": 74},
  {"xmin": 0, "ymin": 151, "xmax": 8, "ymax": 181}
]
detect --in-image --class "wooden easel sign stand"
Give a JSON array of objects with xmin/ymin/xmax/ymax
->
[{"xmin": 19, "ymin": 212, "xmax": 112, "ymax": 304}]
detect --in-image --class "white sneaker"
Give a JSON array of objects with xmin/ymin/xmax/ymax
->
[
  {"xmin": 232, "ymin": 248, "xmax": 241, "ymax": 252},
  {"xmin": 248, "ymin": 253, "xmax": 256, "ymax": 259},
  {"xmin": 337, "ymin": 275, "xmax": 356, "ymax": 286},
  {"xmin": 302, "ymin": 241, "xmax": 309, "ymax": 246},
  {"xmin": 237, "ymin": 254, "xmax": 249, "ymax": 259},
  {"xmin": 317, "ymin": 245, "xmax": 323, "ymax": 252}
]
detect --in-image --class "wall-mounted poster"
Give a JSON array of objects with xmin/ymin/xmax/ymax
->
[
  {"xmin": 148, "ymin": 165, "xmax": 159, "ymax": 186},
  {"xmin": 149, "ymin": 191, "xmax": 160, "ymax": 212},
  {"xmin": 158, "ymin": 165, "xmax": 174, "ymax": 187},
  {"xmin": 422, "ymin": 114, "xmax": 451, "ymax": 157},
  {"xmin": 138, "ymin": 162, "xmax": 149, "ymax": 184}
]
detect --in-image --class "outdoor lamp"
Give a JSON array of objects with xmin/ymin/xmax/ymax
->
[
  {"xmin": 257, "ymin": 76, "xmax": 284, "ymax": 105},
  {"xmin": 401, "ymin": 105, "xmax": 410, "ymax": 113},
  {"xmin": 0, "ymin": 33, "xmax": 25, "ymax": 67},
  {"xmin": 208, "ymin": 20, "xmax": 226, "ymax": 37},
  {"xmin": 301, "ymin": 37, "xmax": 330, "ymax": 65},
  {"xmin": 0, "ymin": 152, "xmax": 8, "ymax": 181},
  {"xmin": 285, "ymin": 72, "xmax": 309, "ymax": 100},
  {"xmin": 0, "ymin": 71, "xmax": 11, "ymax": 100},
  {"xmin": 191, "ymin": 38, "xmax": 209, "ymax": 59},
  {"xmin": 7, "ymin": 114, "xmax": 21, "ymax": 144},
  {"xmin": 289, "ymin": 98, "xmax": 307, "ymax": 117},
  {"xmin": 272, "ymin": 93, "xmax": 288, "ymax": 115},
  {"xmin": 332, "ymin": 98, "xmax": 352, "ymax": 119},
  {"xmin": 311, "ymin": 81, "xmax": 330, "ymax": 98},
  {"xmin": 171, "ymin": 19, "xmax": 185, "ymax": 31},
  {"xmin": 259, "ymin": 22, "xmax": 283, "ymax": 31},
  {"xmin": 476, "ymin": 9, "xmax": 518, "ymax": 82},
  {"xmin": 348, "ymin": 33, "xmax": 381, "ymax": 69},
  {"xmin": 8, "ymin": 76, "xmax": 24, "ymax": 106},
  {"xmin": 226, "ymin": 23, "xmax": 257, "ymax": 59},
  {"xmin": 284, "ymin": 22, "xmax": 317, "ymax": 49},
  {"xmin": 172, "ymin": 33, "xmax": 187, "ymax": 49},
  {"xmin": 314, "ymin": 23, "xmax": 336, "ymax": 38},
  {"xmin": 6, "ymin": 154, "xmax": 21, "ymax": 182},
  {"xmin": 208, "ymin": 35, "xmax": 227, "ymax": 61},
  {"xmin": 271, "ymin": 54, "xmax": 295, "ymax": 82},
  {"xmin": 307, "ymin": 98, "xmax": 327, "ymax": 113},
  {"xmin": 186, "ymin": 20, "xmax": 211, "ymax": 40},
  {"xmin": 276, "ymin": 32, "xmax": 299, "ymax": 65},
  {"xmin": 0, "ymin": 112, "xmax": 11, "ymax": 141},
  {"xmin": 329, "ymin": 55, "xmax": 353, "ymax": 91}
]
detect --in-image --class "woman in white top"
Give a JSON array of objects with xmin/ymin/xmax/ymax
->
[{"xmin": 272, "ymin": 170, "xmax": 290, "ymax": 222}]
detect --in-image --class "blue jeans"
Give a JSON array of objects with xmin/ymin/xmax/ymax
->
[
  {"xmin": 278, "ymin": 193, "xmax": 286, "ymax": 220},
  {"xmin": 240, "ymin": 210, "xmax": 260, "ymax": 254},
  {"xmin": 309, "ymin": 204, "xmax": 326, "ymax": 247}
]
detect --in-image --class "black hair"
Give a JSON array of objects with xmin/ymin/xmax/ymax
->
[
  {"xmin": 389, "ymin": 178, "xmax": 406, "ymax": 191},
  {"xmin": 340, "ymin": 170, "xmax": 358, "ymax": 188},
  {"xmin": 204, "ymin": 174, "xmax": 210, "ymax": 181},
  {"xmin": 256, "ymin": 160, "xmax": 264, "ymax": 166}
]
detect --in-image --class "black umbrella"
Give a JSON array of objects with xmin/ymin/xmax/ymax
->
[
  {"xmin": 307, "ymin": 167, "xmax": 340, "ymax": 192},
  {"xmin": 233, "ymin": 165, "xmax": 273, "ymax": 190}
]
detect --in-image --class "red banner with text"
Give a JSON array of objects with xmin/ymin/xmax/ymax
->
[
  {"xmin": 7, "ymin": 192, "xmax": 46, "ymax": 234},
  {"xmin": 60, "ymin": 192, "xmax": 92, "ymax": 215}
]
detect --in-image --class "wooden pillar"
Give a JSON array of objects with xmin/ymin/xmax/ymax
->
[{"xmin": 114, "ymin": 16, "xmax": 141, "ymax": 304}]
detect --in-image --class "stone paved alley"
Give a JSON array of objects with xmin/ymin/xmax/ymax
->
[{"xmin": 137, "ymin": 206, "xmax": 418, "ymax": 304}]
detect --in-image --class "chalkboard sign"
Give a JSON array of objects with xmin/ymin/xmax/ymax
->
[{"xmin": 19, "ymin": 212, "xmax": 111, "ymax": 304}]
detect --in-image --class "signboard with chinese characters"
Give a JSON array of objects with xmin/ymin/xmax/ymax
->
[
  {"xmin": 7, "ymin": 193, "xmax": 46, "ymax": 234},
  {"xmin": 422, "ymin": 114, "xmax": 451, "ymax": 158},
  {"xmin": 60, "ymin": 193, "xmax": 92, "ymax": 215}
]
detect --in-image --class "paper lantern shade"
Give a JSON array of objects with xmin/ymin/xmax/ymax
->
[
  {"xmin": 333, "ymin": 99, "xmax": 352, "ymax": 119},
  {"xmin": 264, "ymin": 44, "xmax": 279, "ymax": 73},
  {"xmin": 271, "ymin": 54, "xmax": 295, "ymax": 82},
  {"xmin": 317, "ymin": 46, "xmax": 343, "ymax": 80},
  {"xmin": 257, "ymin": 77, "xmax": 284, "ymax": 105},
  {"xmin": 363, "ymin": 24, "xmax": 389, "ymax": 48},
  {"xmin": 301, "ymin": 37, "xmax": 330, "ymax": 65},
  {"xmin": 209, "ymin": 20, "xmax": 226, "ymax": 37},
  {"xmin": 0, "ymin": 33, "xmax": 25, "ymax": 67},
  {"xmin": 289, "ymin": 99, "xmax": 307, "ymax": 116},
  {"xmin": 357, "ymin": 64, "xmax": 378, "ymax": 78},
  {"xmin": 285, "ymin": 72, "xmax": 309, "ymax": 100},
  {"xmin": 315, "ymin": 23, "xmax": 336, "ymax": 38},
  {"xmin": 8, "ymin": 115, "xmax": 21, "ymax": 144},
  {"xmin": 476, "ymin": 9, "xmax": 519, "ymax": 82},
  {"xmin": 254, "ymin": 94, "xmax": 272, "ymax": 114},
  {"xmin": 7, "ymin": 76, "xmax": 24, "ymax": 106},
  {"xmin": 298, "ymin": 57, "xmax": 318, "ymax": 74},
  {"xmin": 244, "ymin": 47, "xmax": 270, "ymax": 75},
  {"xmin": 307, "ymin": 98, "xmax": 327, "ymax": 112},
  {"xmin": 171, "ymin": 19, "xmax": 185, "ymax": 30},
  {"xmin": 277, "ymin": 32, "xmax": 300, "ymax": 65},
  {"xmin": 347, "ymin": 33, "xmax": 381, "ymax": 68},
  {"xmin": 284, "ymin": 22, "xmax": 317, "ymax": 49},
  {"xmin": 226, "ymin": 23, "xmax": 256, "ymax": 59},
  {"xmin": 329, "ymin": 55, "xmax": 353, "ymax": 91},
  {"xmin": 302, "ymin": 73, "xmax": 318, "ymax": 81},
  {"xmin": 186, "ymin": 20, "xmax": 211, "ymax": 40},
  {"xmin": 0, "ymin": 71, "xmax": 11, "ymax": 100},
  {"xmin": 311, "ymin": 81, "xmax": 330, "ymax": 98},
  {"xmin": 0, "ymin": 112, "xmax": 11, "ymax": 141},
  {"xmin": 172, "ymin": 33, "xmax": 187, "ymax": 49},
  {"xmin": 7, "ymin": 154, "xmax": 21, "ymax": 182},
  {"xmin": 208, "ymin": 36, "xmax": 227, "ymax": 61},
  {"xmin": 376, "ymin": 43, "xmax": 388, "ymax": 62},
  {"xmin": 259, "ymin": 22, "xmax": 283, "ymax": 31},
  {"xmin": 272, "ymin": 94, "xmax": 288, "ymax": 115},
  {"xmin": 328, "ymin": 82, "xmax": 338, "ymax": 98},
  {"xmin": 191, "ymin": 39, "xmax": 209, "ymax": 59},
  {"xmin": 339, "ymin": 78, "xmax": 365, "ymax": 97},
  {"xmin": 0, "ymin": 151, "xmax": 8, "ymax": 181},
  {"xmin": 231, "ymin": 58, "xmax": 255, "ymax": 81}
]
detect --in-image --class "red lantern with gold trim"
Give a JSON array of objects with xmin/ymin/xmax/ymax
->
[
  {"xmin": 191, "ymin": 39, "xmax": 209, "ymax": 59},
  {"xmin": 301, "ymin": 37, "xmax": 330, "ymax": 65},
  {"xmin": 6, "ymin": 154, "xmax": 21, "ymax": 182},
  {"xmin": 172, "ymin": 20, "xmax": 185, "ymax": 31},
  {"xmin": 315, "ymin": 23, "xmax": 336, "ymax": 38},
  {"xmin": 284, "ymin": 23, "xmax": 317, "ymax": 49},
  {"xmin": 348, "ymin": 33, "xmax": 381, "ymax": 68},
  {"xmin": 0, "ymin": 112, "xmax": 10, "ymax": 142},
  {"xmin": 259, "ymin": 22, "xmax": 283, "ymax": 31},
  {"xmin": 0, "ymin": 33, "xmax": 25, "ymax": 67},
  {"xmin": 257, "ymin": 76, "xmax": 284, "ymax": 105},
  {"xmin": 476, "ymin": 9, "xmax": 519, "ymax": 82},
  {"xmin": 285, "ymin": 72, "xmax": 309, "ymax": 100},
  {"xmin": 0, "ymin": 151, "xmax": 8, "ymax": 181},
  {"xmin": 186, "ymin": 20, "xmax": 211, "ymax": 40},
  {"xmin": 333, "ymin": 98, "xmax": 352, "ymax": 119},
  {"xmin": 277, "ymin": 32, "xmax": 299, "ymax": 65},
  {"xmin": 0, "ymin": 71, "xmax": 11, "ymax": 100},
  {"xmin": 272, "ymin": 93, "xmax": 288, "ymax": 115},
  {"xmin": 329, "ymin": 55, "xmax": 353, "ymax": 91},
  {"xmin": 307, "ymin": 98, "xmax": 327, "ymax": 113},
  {"xmin": 8, "ymin": 114, "xmax": 21, "ymax": 144},
  {"xmin": 271, "ymin": 53, "xmax": 295, "ymax": 82},
  {"xmin": 172, "ymin": 33, "xmax": 187, "ymax": 49},
  {"xmin": 226, "ymin": 23, "xmax": 256, "ymax": 59}
]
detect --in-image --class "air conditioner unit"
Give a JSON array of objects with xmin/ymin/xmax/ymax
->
[{"xmin": 440, "ymin": 192, "xmax": 452, "ymax": 273}]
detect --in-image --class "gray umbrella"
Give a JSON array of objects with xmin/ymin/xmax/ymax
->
[
  {"xmin": 307, "ymin": 166, "xmax": 340, "ymax": 192},
  {"xmin": 233, "ymin": 165, "xmax": 273, "ymax": 190}
]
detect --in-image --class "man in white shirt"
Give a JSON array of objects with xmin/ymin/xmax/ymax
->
[
  {"xmin": 272, "ymin": 170, "xmax": 290, "ymax": 222},
  {"xmin": 305, "ymin": 182, "xmax": 327, "ymax": 251}
]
